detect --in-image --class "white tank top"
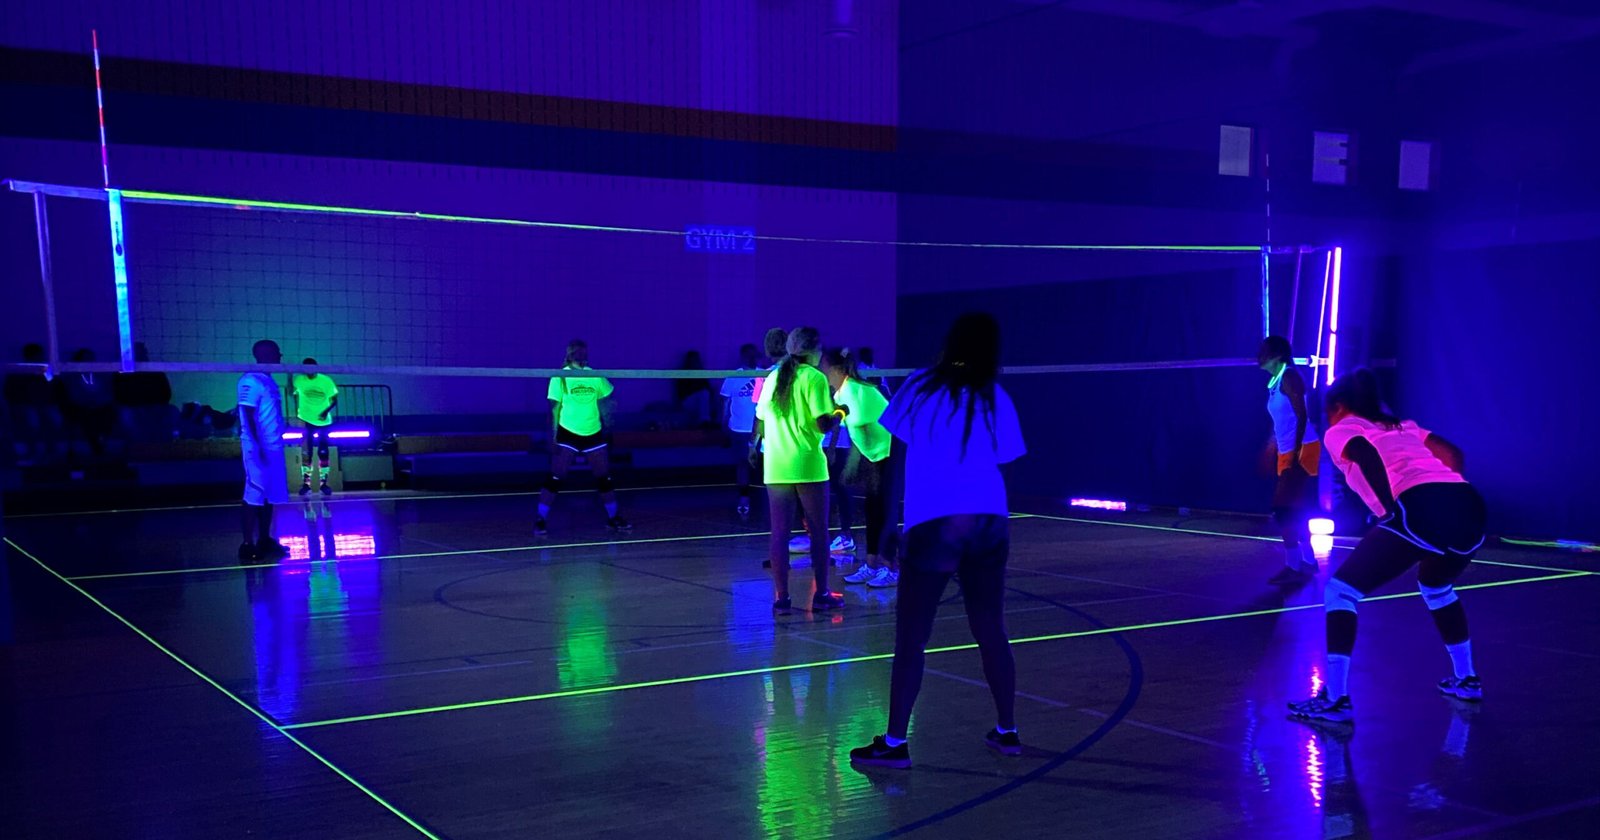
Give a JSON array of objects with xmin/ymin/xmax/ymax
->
[{"xmin": 1266, "ymin": 367, "xmax": 1319, "ymax": 454}]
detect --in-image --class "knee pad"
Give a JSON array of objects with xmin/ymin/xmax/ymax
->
[
  {"xmin": 1324, "ymin": 577, "xmax": 1364, "ymax": 614},
  {"xmin": 542, "ymin": 475, "xmax": 562, "ymax": 494},
  {"xmin": 597, "ymin": 475, "xmax": 616, "ymax": 494},
  {"xmin": 1419, "ymin": 581, "xmax": 1458, "ymax": 611}
]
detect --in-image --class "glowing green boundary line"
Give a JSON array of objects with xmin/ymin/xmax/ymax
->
[
  {"xmin": 281, "ymin": 569, "xmax": 1585, "ymax": 730},
  {"xmin": 5, "ymin": 482, "xmax": 737, "ymax": 520},
  {"xmin": 65, "ymin": 529, "xmax": 772, "ymax": 581},
  {"xmin": 118, "ymin": 189, "xmax": 1259, "ymax": 252},
  {"xmin": 3, "ymin": 537, "xmax": 441, "ymax": 840},
  {"xmin": 1023, "ymin": 512, "xmax": 1596, "ymax": 577},
  {"xmin": 63, "ymin": 513, "xmax": 1036, "ymax": 582}
]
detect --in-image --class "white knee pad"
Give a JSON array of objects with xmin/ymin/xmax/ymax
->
[
  {"xmin": 1324, "ymin": 577, "xmax": 1364, "ymax": 614},
  {"xmin": 1419, "ymin": 581, "xmax": 1458, "ymax": 611}
]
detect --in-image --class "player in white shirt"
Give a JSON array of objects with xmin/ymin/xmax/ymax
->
[
  {"xmin": 237, "ymin": 339, "xmax": 290, "ymax": 561},
  {"xmin": 1288, "ymin": 368, "xmax": 1487, "ymax": 726},
  {"xmin": 718, "ymin": 343, "xmax": 762, "ymax": 517}
]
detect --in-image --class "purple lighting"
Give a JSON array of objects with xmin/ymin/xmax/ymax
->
[
  {"xmin": 1325, "ymin": 247, "xmax": 1343, "ymax": 386},
  {"xmin": 281, "ymin": 429, "xmax": 372, "ymax": 442},
  {"xmin": 1070, "ymin": 498, "xmax": 1128, "ymax": 512}
]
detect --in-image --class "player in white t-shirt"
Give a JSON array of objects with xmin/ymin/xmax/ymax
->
[
  {"xmin": 850, "ymin": 313, "xmax": 1027, "ymax": 769},
  {"xmin": 237, "ymin": 339, "xmax": 290, "ymax": 561},
  {"xmin": 1287, "ymin": 368, "xmax": 1487, "ymax": 726},
  {"xmin": 718, "ymin": 343, "xmax": 763, "ymax": 517}
]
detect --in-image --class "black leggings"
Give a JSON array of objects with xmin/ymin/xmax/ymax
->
[
  {"xmin": 852, "ymin": 454, "xmax": 896, "ymax": 561},
  {"xmin": 827, "ymin": 445, "xmax": 855, "ymax": 533},
  {"xmin": 1328, "ymin": 483, "xmax": 1486, "ymax": 656},
  {"xmin": 887, "ymin": 514, "xmax": 1013, "ymax": 739}
]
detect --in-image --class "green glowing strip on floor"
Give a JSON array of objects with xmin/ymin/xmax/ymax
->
[
  {"xmin": 4, "ymin": 482, "xmax": 738, "ymax": 520},
  {"xmin": 118, "ymin": 189, "xmax": 1258, "ymax": 252},
  {"xmin": 2, "ymin": 537, "xmax": 441, "ymax": 840},
  {"xmin": 64, "ymin": 513, "xmax": 1035, "ymax": 582},
  {"xmin": 1021, "ymin": 512, "xmax": 1596, "ymax": 577},
  {"xmin": 281, "ymin": 569, "xmax": 1586, "ymax": 730}
]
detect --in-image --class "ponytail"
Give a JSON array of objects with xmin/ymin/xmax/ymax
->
[{"xmin": 1325, "ymin": 368, "xmax": 1400, "ymax": 428}]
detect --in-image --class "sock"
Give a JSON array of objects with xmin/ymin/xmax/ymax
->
[
  {"xmin": 1325, "ymin": 653, "xmax": 1352, "ymax": 699},
  {"xmin": 995, "ymin": 726, "xmax": 1017, "ymax": 734},
  {"xmin": 605, "ymin": 501, "xmax": 619, "ymax": 518},
  {"xmin": 1446, "ymin": 641, "xmax": 1474, "ymax": 679},
  {"xmin": 883, "ymin": 734, "xmax": 907, "ymax": 748},
  {"xmin": 537, "ymin": 503, "xmax": 550, "ymax": 519},
  {"xmin": 1443, "ymin": 713, "xmax": 1470, "ymax": 758}
]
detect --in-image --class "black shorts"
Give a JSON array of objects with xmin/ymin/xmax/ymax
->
[
  {"xmin": 556, "ymin": 427, "xmax": 607, "ymax": 453},
  {"xmin": 1381, "ymin": 482, "xmax": 1487, "ymax": 557},
  {"xmin": 904, "ymin": 514, "xmax": 1010, "ymax": 575}
]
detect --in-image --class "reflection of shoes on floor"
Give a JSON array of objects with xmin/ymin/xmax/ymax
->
[
  {"xmin": 256, "ymin": 539, "xmax": 290, "ymax": 559},
  {"xmin": 1437, "ymin": 675, "xmax": 1482, "ymax": 702},
  {"xmin": 736, "ymin": 499, "xmax": 751, "ymax": 517},
  {"xmin": 789, "ymin": 536, "xmax": 810, "ymax": 554}
]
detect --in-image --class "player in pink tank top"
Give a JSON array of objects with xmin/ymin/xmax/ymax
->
[{"xmin": 1288, "ymin": 369, "xmax": 1488, "ymax": 726}]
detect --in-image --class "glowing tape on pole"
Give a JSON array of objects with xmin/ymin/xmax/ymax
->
[
  {"xmin": 107, "ymin": 189, "xmax": 133, "ymax": 370},
  {"xmin": 1325, "ymin": 246, "xmax": 1343, "ymax": 385}
]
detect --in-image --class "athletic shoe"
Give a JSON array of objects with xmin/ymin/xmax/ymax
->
[
  {"xmin": 866, "ymin": 568, "xmax": 900, "ymax": 588},
  {"xmin": 257, "ymin": 538, "xmax": 290, "ymax": 559},
  {"xmin": 812, "ymin": 591, "xmax": 845, "ymax": 611},
  {"xmin": 298, "ymin": 480, "xmax": 312, "ymax": 497},
  {"xmin": 534, "ymin": 518, "xmax": 550, "ymax": 538},
  {"xmin": 789, "ymin": 536, "xmax": 811, "ymax": 553},
  {"xmin": 607, "ymin": 516, "xmax": 633, "ymax": 533},
  {"xmin": 320, "ymin": 481, "xmax": 332, "ymax": 497},
  {"xmin": 1437, "ymin": 675, "xmax": 1482, "ymax": 702},
  {"xmin": 1288, "ymin": 689, "xmax": 1354, "ymax": 724},
  {"xmin": 843, "ymin": 563, "xmax": 878, "ymax": 584},
  {"xmin": 773, "ymin": 597, "xmax": 792, "ymax": 615},
  {"xmin": 1268, "ymin": 566, "xmax": 1314, "ymax": 586},
  {"xmin": 985, "ymin": 728, "xmax": 1023, "ymax": 756},
  {"xmin": 830, "ymin": 535, "xmax": 856, "ymax": 554},
  {"xmin": 238, "ymin": 542, "xmax": 259, "ymax": 561},
  {"xmin": 849, "ymin": 736, "xmax": 910, "ymax": 769}
]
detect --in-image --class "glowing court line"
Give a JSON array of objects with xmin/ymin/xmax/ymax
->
[
  {"xmin": 3, "ymin": 538, "xmax": 440, "ymax": 840},
  {"xmin": 1019, "ymin": 513, "xmax": 1597, "ymax": 577},
  {"xmin": 64, "ymin": 512, "xmax": 1036, "ymax": 581},
  {"xmin": 280, "ymin": 570, "xmax": 1585, "ymax": 730},
  {"xmin": 4, "ymin": 482, "xmax": 739, "ymax": 519}
]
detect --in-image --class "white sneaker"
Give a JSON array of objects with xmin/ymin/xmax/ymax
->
[
  {"xmin": 866, "ymin": 568, "xmax": 899, "ymax": 588},
  {"xmin": 843, "ymin": 563, "xmax": 877, "ymax": 584},
  {"xmin": 830, "ymin": 535, "xmax": 856, "ymax": 554},
  {"xmin": 789, "ymin": 536, "xmax": 810, "ymax": 553}
]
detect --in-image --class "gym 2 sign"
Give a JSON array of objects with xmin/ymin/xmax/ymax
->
[{"xmin": 685, "ymin": 226, "xmax": 756, "ymax": 253}]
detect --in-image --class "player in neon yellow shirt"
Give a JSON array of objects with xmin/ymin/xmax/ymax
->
[
  {"xmin": 538, "ymin": 340, "xmax": 629, "ymax": 535},
  {"xmin": 754, "ymin": 326, "xmax": 845, "ymax": 614},
  {"xmin": 822, "ymin": 347, "xmax": 898, "ymax": 588},
  {"xmin": 291, "ymin": 358, "xmax": 339, "ymax": 496}
]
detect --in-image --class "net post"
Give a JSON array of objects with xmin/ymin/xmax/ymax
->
[
  {"xmin": 1259, "ymin": 245, "xmax": 1271, "ymax": 337},
  {"xmin": 107, "ymin": 188, "xmax": 135, "ymax": 371},
  {"xmin": 32, "ymin": 192, "xmax": 62, "ymax": 379}
]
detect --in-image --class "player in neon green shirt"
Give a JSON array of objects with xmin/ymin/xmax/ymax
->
[
  {"xmin": 537, "ymin": 339, "xmax": 629, "ymax": 535},
  {"xmin": 291, "ymin": 358, "xmax": 339, "ymax": 496},
  {"xmin": 754, "ymin": 326, "xmax": 846, "ymax": 614},
  {"xmin": 822, "ymin": 347, "xmax": 899, "ymax": 588}
]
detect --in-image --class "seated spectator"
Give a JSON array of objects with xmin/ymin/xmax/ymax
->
[
  {"xmin": 4, "ymin": 343, "xmax": 61, "ymax": 464},
  {"xmin": 58, "ymin": 348, "xmax": 116, "ymax": 460},
  {"xmin": 114, "ymin": 342, "xmax": 178, "ymax": 442}
]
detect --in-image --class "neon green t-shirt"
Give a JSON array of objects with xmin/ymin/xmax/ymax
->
[
  {"xmin": 548, "ymin": 366, "xmax": 615, "ymax": 436},
  {"xmin": 292, "ymin": 373, "xmax": 338, "ymax": 426},
  {"xmin": 756, "ymin": 364, "xmax": 833, "ymax": 484},
  {"xmin": 834, "ymin": 378, "xmax": 890, "ymax": 463}
]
